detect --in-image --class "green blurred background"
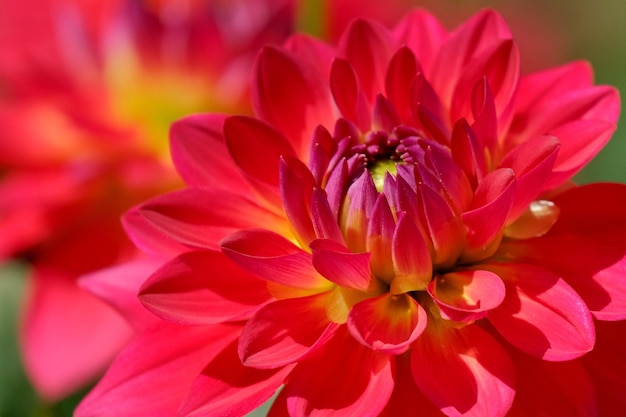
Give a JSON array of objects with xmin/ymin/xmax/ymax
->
[{"xmin": 1, "ymin": 0, "xmax": 625, "ymax": 415}]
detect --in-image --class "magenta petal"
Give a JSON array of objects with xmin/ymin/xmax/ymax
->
[
  {"xmin": 75, "ymin": 323, "xmax": 241, "ymax": 417},
  {"xmin": 486, "ymin": 263, "xmax": 595, "ymax": 361},
  {"xmin": 169, "ymin": 114, "xmax": 249, "ymax": 191},
  {"xmin": 393, "ymin": 9, "xmax": 447, "ymax": 77},
  {"xmin": 311, "ymin": 187, "xmax": 345, "ymax": 244},
  {"xmin": 238, "ymin": 292, "xmax": 339, "ymax": 368},
  {"xmin": 278, "ymin": 327, "xmax": 394, "ymax": 417},
  {"xmin": 347, "ymin": 293, "xmax": 427, "ymax": 354},
  {"xmin": 139, "ymin": 187, "xmax": 285, "ymax": 251},
  {"xmin": 461, "ymin": 168, "xmax": 516, "ymax": 260},
  {"xmin": 179, "ymin": 339, "xmax": 293, "ymax": 417},
  {"xmin": 122, "ymin": 207, "xmax": 189, "ymax": 258},
  {"xmin": 310, "ymin": 238, "xmax": 376, "ymax": 292},
  {"xmin": 22, "ymin": 268, "xmax": 134, "ymax": 401},
  {"xmin": 221, "ymin": 228, "xmax": 329, "ymax": 290},
  {"xmin": 385, "ymin": 46, "xmax": 419, "ymax": 122},
  {"xmin": 498, "ymin": 135, "xmax": 560, "ymax": 222},
  {"xmin": 411, "ymin": 324, "xmax": 515, "ymax": 417},
  {"xmin": 428, "ymin": 269, "xmax": 506, "ymax": 322},
  {"xmin": 367, "ymin": 194, "xmax": 396, "ymax": 282},
  {"xmin": 338, "ymin": 18, "xmax": 393, "ymax": 101},
  {"xmin": 330, "ymin": 58, "xmax": 371, "ymax": 130},
  {"xmin": 583, "ymin": 320, "xmax": 626, "ymax": 417},
  {"xmin": 279, "ymin": 156, "xmax": 317, "ymax": 246},
  {"xmin": 224, "ymin": 115, "xmax": 296, "ymax": 205},
  {"xmin": 391, "ymin": 213, "xmax": 432, "ymax": 293},
  {"xmin": 79, "ymin": 258, "xmax": 165, "ymax": 330},
  {"xmin": 253, "ymin": 46, "xmax": 333, "ymax": 157},
  {"xmin": 139, "ymin": 250, "xmax": 271, "ymax": 325},
  {"xmin": 507, "ymin": 349, "xmax": 597, "ymax": 417},
  {"xmin": 544, "ymin": 119, "xmax": 616, "ymax": 189}
]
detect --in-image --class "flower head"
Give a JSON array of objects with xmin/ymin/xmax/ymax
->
[{"xmin": 79, "ymin": 8, "xmax": 626, "ymax": 417}]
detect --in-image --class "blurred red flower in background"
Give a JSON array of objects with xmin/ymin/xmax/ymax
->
[
  {"xmin": 75, "ymin": 8, "xmax": 626, "ymax": 417},
  {"xmin": 0, "ymin": 0, "xmax": 294, "ymax": 400}
]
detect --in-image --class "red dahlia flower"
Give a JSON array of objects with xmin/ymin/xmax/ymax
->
[
  {"xmin": 0, "ymin": 0, "xmax": 294, "ymax": 400},
  {"xmin": 78, "ymin": 9, "xmax": 625, "ymax": 417}
]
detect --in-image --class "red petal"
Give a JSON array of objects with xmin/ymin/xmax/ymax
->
[
  {"xmin": 179, "ymin": 339, "xmax": 293, "ymax": 417},
  {"xmin": 278, "ymin": 327, "xmax": 394, "ymax": 417},
  {"xmin": 122, "ymin": 207, "xmax": 189, "ymax": 258},
  {"xmin": 23, "ymin": 268, "xmax": 134, "ymax": 401},
  {"xmin": 411, "ymin": 324, "xmax": 515, "ymax": 417},
  {"xmin": 366, "ymin": 194, "xmax": 396, "ymax": 282},
  {"xmin": 253, "ymin": 46, "xmax": 333, "ymax": 158},
  {"xmin": 506, "ymin": 349, "xmax": 597, "ymax": 417},
  {"xmin": 238, "ymin": 292, "xmax": 339, "ymax": 368},
  {"xmin": 311, "ymin": 187, "xmax": 345, "ymax": 244},
  {"xmin": 224, "ymin": 115, "xmax": 296, "ymax": 206},
  {"xmin": 498, "ymin": 135, "xmax": 560, "ymax": 222},
  {"xmin": 139, "ymin": 187, "xmax": 286, "ymax": 250},
  {"xmin": 379, "ymin": 354, "xmax": 445, "ymax": 417},
  {"xmin": 75, "ymin": 323, "xmax": 241, "ymax": 417},
  {"xmin": 347, "ymin": 292, "xmax": 427, "ymax": 354},
  {"xmin": 582, "ymin": 320, "xmax": 626, "ymax": 417},
  {"xmin": 79, "ymin": 259, "xmax": 165, "ymax": 331},
  {"xmin": 544, "ymin": 119, "xmax": 616, "ymax": 189},
  {"xmin": 221, "ymin": 229, "xmax": 330, "ymax": 291},
  {"xmin": 279, "ymin": 156, "xmax": 317, "ymax": 246},
  {"xmin": 385, "ymin": 46, "xmax": 419, "ymax": 122},
  {"xmin": 170, "ymin": 114, "xmax": 250, "ymax": 191},
  {"xmin": 330, "ymin": 58, "xmax": 371, "ymax": 130},
  {"xmin": 393, "ymin": 9, "xmax": 447, "ymax": 77},
  {"xmin": 460, "ymin": 168, "xmax": 516, "ymax": 261},
  {"xmin": 391, "ymin": 213, "xmax": 432, "ymax": 293},
  {"xmin": 138, "ymin": 251, "xmax": 271, "ymax": 325},
  {"xmin": 338, "ymin": 18, "xmax": 393, "ymax": 102},
  {"xmin": 450, "ymin": 119, "xmax": 488, "ymax": 187},
  {"xmin": 430, "ymin": 9, "xmax": 512, "ymax": 110},
  {"xmin": 428, "ymin": 269, "xmax": 505, "ymax": 322},
  {"xmin": 486, "ymin": 263, "xmax": 595, "ymax": 361}
]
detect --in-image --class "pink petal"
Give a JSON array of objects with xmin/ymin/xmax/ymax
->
[
  {"xmin": 502, "ymin": 234, "xmax": 626, "ymax": 321},
  {"xmin": 544, "ymin": 119, "xmax": 616, "ymax": 189},
  {"xmin": 366, "ymin": 194, "xmax": 396, "ymax": 282},
  {"xmin": 498, "ymin": 135, "xmax": 560, "ymax": 222},
  {"xmin": 385, "ymin": 46, "xmax": 419, "ymax": 122},
  {"xmin": 343, "ymin": 172, "xmax": 378, "ymax": 253},
  {"xmin": 390, "ymin": 213, "xmax": 432, "ymax": 293},
  {"xmin": 347, "ymin": 292, "xmax": 427, "ymax": 354},
  {"xmin": 79, "ymin": 258, "xmax": 165, "ymax": 330},
  {"xmin": 22, "ymin": 267, "xmax": 134, "ymax": 401},
  {"xmin": 170, "ymin": 114, "xmax": 250, "ymax": 191},
  {"xmin": 122, "ymin": 207, "xmax": 190, "ymax": 258},
  {"xmin": 279, "ymin": 156, "xmax": 317, "ymax": 246},
  {"xmin": 138, "ymin": 250, "xmax": 271, "ymax": 325},
  {"xmin": 582, "ymin": 320, "xmax": 626, "ymax": 417},
  {"xmin": 428, "ymin": 269, "xmax": 505, "ymax": 322},
  {"xmin": 338, "ymin": 18, "xmax": 393, "ymax": 102},
  {"xmin": 238, "ymin": 292, "xmax": 339, "ymax": 368},
  {"xmin": 330, "ymin": 58, "xmax": 371, "ymax": 130},
  {"xmin": 75, "ymin": 323, "xmax": 241, "ymax": 417},
  {"xmin": 486, "ymin": 262, "xmax": 595, "ymax": 361},
  {"xmin": 179, "ymin": 339, "xmax": 294, "ymax": 417},
  {"xmin": 310, "ymin": 239, "xmax": 377, "ymax": 293},
  {"xmin": 393, "ymin": 9, "xmax": 448, "ymax": 77},
  {"xmin": 311, "ymin": 187, "xmax": 345, "ymax": 244},
  {"xmin": 460, "ymin": 168, "xmax": 516, "ymax": 261},
  {"xmin": 139, "ymin": 187, "xmax": 286, "ymax": 251},
  {"xmin": 411, "ymin": 324, "xmax": 515, "ymax": 417},
  {"xmin": 221, "ymin": 228, "xmax": 330, "ymax": 291},
  {"xmin": 430, "ymin": 9, "xmax": 512, "ymax": 110},
  {"xmin": 506, "ymin": 349, "xmax": 597, "ymax": 417},
  {"xmin": 417, "ymin": 183, "xmax": 466, "ymax": 268},
  {"xmin": 450, "ymin": 119, "xmax": 487, "ymax": 187},
  {"xmin": 252, "ymin": 46, "xmax": 333, "ymax": 158},
  {"xmin": 224, "ymin": 115, "xmax": 296, "ymax": 206},
  {"xmin": 277, "ymin": 327, "xmax": 394, "ymax": 417}
]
